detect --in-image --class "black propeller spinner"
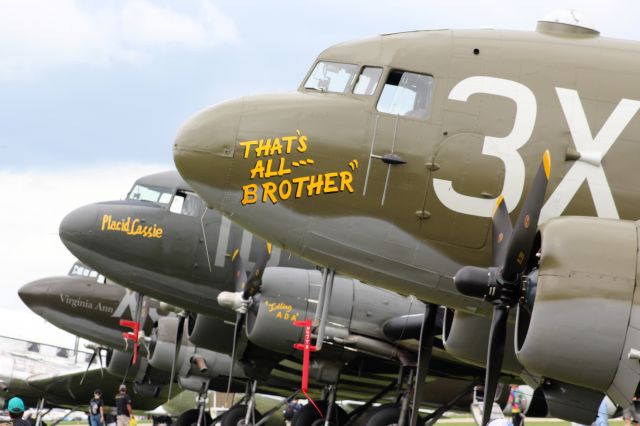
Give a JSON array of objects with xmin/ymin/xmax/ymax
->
[
  {"xmin": 454, "ymin": 150, "xmax": 550, "ymax": 426},
  {"xmin": 225, "ymin": 242, "xmax": 272, "ymax": 395}
]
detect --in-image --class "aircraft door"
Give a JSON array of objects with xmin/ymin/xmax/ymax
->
[
  {"xmin": 363, "ymin": 113, "xmax": 430, "ymax": 209},
  {"xmin": 361, "ymin": 70, "xmax": 440, "ymax": 233}
]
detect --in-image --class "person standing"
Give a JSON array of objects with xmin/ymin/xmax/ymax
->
[
  {"xmin": 283, "ymin": 399, "xmax": 302, "ymax": 426},
  {"xmin": 115, "ymin": 385, "xmax": 132, "ymax": 426},
  {"xmin": 5, "ymin": 397, "xmax": 30, "ymax": 426},
  {"xmin": 508, "ymin": 385, "xmax": 524, "ymax": 426},
  {"xmin": 89, "ymin": 389, "xmax": 105, "ymax": 426},
  {"xmin": 623, "ymin": 396, "xmax": 640, "ymax": 426}
]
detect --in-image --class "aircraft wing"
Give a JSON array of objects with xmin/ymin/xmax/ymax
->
[{"xmin": 23, "ymin": 368, "xmax": 175, "ymax": 411}]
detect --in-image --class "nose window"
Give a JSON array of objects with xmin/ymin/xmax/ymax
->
[
  {"xmin": 377, "ymin": 70, "xmax": 434, "ymax": 119},
  {"xmin": 304, "ymin": 61, "xmax": 358, "ymax": 93},
  {"xmin": 353, "ymin": 67, "xmax": 383, "ymax": 95}
]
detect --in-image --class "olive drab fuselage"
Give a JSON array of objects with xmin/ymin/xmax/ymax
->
[{"xmin": 173, "ymin": 25, "xmax": 640, "ymax": 314}]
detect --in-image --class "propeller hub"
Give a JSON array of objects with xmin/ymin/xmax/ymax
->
[{"xmin": 217, "ymin": 291, "xmax": 251, "ymax": 314}]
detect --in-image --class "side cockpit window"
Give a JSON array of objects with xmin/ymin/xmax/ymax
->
[
  {"xmin": 377, "ymin": 70, "xmax": 434, "ymax": 119},
  {"xmin": 353, "ymin": 67, "xmax": 383, "ymax": 95},
  {"xmin": 127, "ymin": 184, "xmax": 173, "ymax": 206},
  {"xmin": 304, "ymin": 61, "xmax": 358, "ymax": 93},
  {"xmin": 169, "ymin": 190, "xmax": 205, "ymax": 217}
]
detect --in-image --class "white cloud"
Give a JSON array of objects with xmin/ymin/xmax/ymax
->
[
  {"xmin": 0, "ymin": 163, "xmax": 166, "ymax": 347},
  {"xmin": 0, "ymin": 0, "xmax": 238, "ymax": 79}
]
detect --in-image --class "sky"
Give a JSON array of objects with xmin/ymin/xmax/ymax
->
[{"xmin": 2, "ymin": 0, "xmax": 640, "ymax": 347}]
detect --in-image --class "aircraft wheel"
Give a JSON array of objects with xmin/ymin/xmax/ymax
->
[
  {"xmin": 360, "ymin": 403, "xmax": 424, "ymax": 426},
  {"xmin": 292, "ymin": 401, "xmax": 347, "ymax": 426},
  {"xmin": 220, "ymin": 405, "xmax": 262, "ymax": 426},
  {"xmin": 175, "ymin": 409, "xmax": 213, "ymax": 426}
]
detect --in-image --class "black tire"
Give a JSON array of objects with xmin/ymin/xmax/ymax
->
[
  {"xmin": 292, "ymin": 401, "xmax": 348, "ymax": 426},
  {"xmin": 27, "ymin": 419, "xmax": 47, "ymax": 426},
  {"xmin": 220, "ymin": 405, "xmax": 262, "ymax": 426},
  {"xmin": 360, "ymin": 404, "xmax": 403, "ymax": 426},
  {"xmin": 175, "ymin": 409, "xmax": 213, "ymax": 426},
  {"xmin": 153, "ymin": 415, "xmax": 173, "ymax": 426}
]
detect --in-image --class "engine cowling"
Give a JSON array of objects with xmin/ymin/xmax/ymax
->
[
  {"xmin": 515, "ymin": 217, "xmax": 640, "ymax": 410},
  {"xmin": 106, "ymin": 349, "xmax": 140, "ymax": 378},
  {"xmin": 244, "ymin": 267, "xmax": 424, "ymax": 357},
  {"xmin": 442, "ymin": 309, "xmax": 522, "ymax": 375},
  {"xmin": 187, "ymin": 313, "xmax": 234, "ymax": 354},
  {"xmin": 148, "ymin": 316, "xmax": 240, "ymax": 380}
]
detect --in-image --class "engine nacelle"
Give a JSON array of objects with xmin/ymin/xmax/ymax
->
[
  {"xmin": 442, "ymin": 309, "xmax": 522, "ymax": 375},
  {"xmin": 245, "ymin": 268, "xmax": 315, "ymax": 354},
  {"xmin": 106, "ymin": 349, "xmax": 140, "ymax": 378},
  {"xmin": 245, "ymin": 267, "xmax": 423, "ymax": 357},
  {"xmin": 516, "ymin": 217, "xmax": 640, "ymax": 411},
  {"xmin": 187, "ymin": 313, "xmax": 234, "ymax": 354},
  {"xmin": 148, "ymin": 316, "xmax": 240, "ymax": 380}
]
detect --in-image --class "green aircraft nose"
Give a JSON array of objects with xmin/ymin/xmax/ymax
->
[
  {"xmin": 18, "ymin": 277, "xmax": 52, "ymax": 314},
  {"xmin": 59, "ymin": 204, "xmax": 99, "ymax": 251},
  {"xmin": 173, "ymin": 97, "xmax": 243, "ymax": 210}
]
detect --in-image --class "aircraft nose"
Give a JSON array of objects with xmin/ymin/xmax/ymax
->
[
  {"xmin": 173, "ymin": 98, "xmax": 243, "ymax": 206},
  {"xmin": 59, "ymin": 204, "xmax": 99, "ymax": 251},
  {"xmin": 18, "ymin": 278, "xmax": 52, "ymax": 312}
]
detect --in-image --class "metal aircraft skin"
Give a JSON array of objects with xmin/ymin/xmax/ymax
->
[
  {"xmin": 21, "ymin": 262, "xmax": 160, "ymax": 351},
  {"xmin": 170, "ymin": 17, "xmax": 640, "ymax": 421},
  {"xmin": 54, "ymin": 173, "xmax": 501, "ymax": 387},
  {"xmin": 60, "ymin": 171, "xmax": 311, "ymax": 320},
  {"xmin": 19, "ymin": 268, "xmax": 492, "ymax": 411},
  {"xmin": 169, "ymin": 22, "xmax": 640, "ymax": 311}
]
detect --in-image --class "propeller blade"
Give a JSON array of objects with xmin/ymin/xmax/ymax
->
[
  {"xmin": 491, "ymin": 195, "xmax": 513, "ymax": 267},
  {"xmin": 226, "ymin": 312, "xmax": 245, "ymax": 399},
  {"xmin": 232, "ymin": 249, "xmax": 248, "ymax": 293},
  {"xmin": 167, "ymin": 315, "xmax": 186, "ymax": 401},
  {"xmin": 502, "ymin": 151, "xmax": 551, "ymax": 281},
  {"xmin": 481, "ymin": 305, "xmax": 509, "ymax": 426},
  {"xmin": 80, "ymin": 349, "xmax": 97, "ymax": 385},
  {"xmin": 243, "ymin": 242, "xmax": 272, "ymax": 299}
]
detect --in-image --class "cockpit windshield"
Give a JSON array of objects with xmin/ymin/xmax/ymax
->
[
  {"xmin": 304, "ymin": 61, "xmax": 359, "ymax": 93},
  {"xmin": 127, "ymin": 184, "xmax": 173, "ymax": 206}
]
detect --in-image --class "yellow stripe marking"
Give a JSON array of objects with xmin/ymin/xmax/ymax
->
[{"xmin": 543, "ymin": 150, "xmax": 551, "ymax": 179}]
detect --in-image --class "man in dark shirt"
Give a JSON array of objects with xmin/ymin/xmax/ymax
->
[
  {"xmin": 4, "ymin": 397, "xmax": 30, "ymax": 426},
  {"xmin": 115, "ymin": 385, "xmax": 132, "ymax": 426},
  {"xmin": 89, "ymin": 389, "xmax": 105, "ymax": 426}
]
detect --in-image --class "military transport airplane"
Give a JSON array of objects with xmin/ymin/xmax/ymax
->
[
  {"xmin": 0, "ymin": 334, "xmax": 173, "ymax": 414},
  {"xmin": 20, "ymin": 269, "xmax": 523, "ymax": 426},
  {"xmin": 171, "ymin": 11, "xmax": 638, "ymax": 425},
  {"xmin": 57, "ymin": 172, "xmax": 530, "ymax": 426}
]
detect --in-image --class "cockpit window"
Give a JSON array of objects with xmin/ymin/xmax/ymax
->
[
  {"xmin": 353, "ymin": 67, "xmax": 383, "ymax": 95},
  {"xmin": 304, "ymin": 61, "xmax": 358, "ymax": 93},
  {"xmin": 127, "ymin": 184, "xmax": 173, "ymax": 206},
  {"xmin": 169, "ymin": 190, "xmax": 206, "ymax": 217},
  {"xmin": 376, "ymin": 70, "xmax": 434, "ymax": 119}
]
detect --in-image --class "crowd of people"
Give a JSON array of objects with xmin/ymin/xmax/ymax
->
[{"xmin": 1, "ymin": 384, "xmax": 133, "ymax": 426}]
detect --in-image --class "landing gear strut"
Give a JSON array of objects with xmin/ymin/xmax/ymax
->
[{"xmin": 175, "ymin": 379, "xmax": 212, "ymax": 426}]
